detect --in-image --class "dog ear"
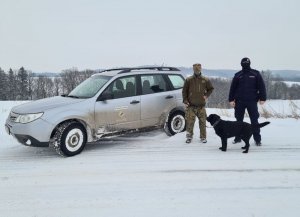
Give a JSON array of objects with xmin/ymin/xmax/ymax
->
[
  {"xmin": 211, "ymin": 114, "xmax": 220, "ymax": 122},
  {"xmin": 213, "ymin": 114, "xmax": 220, "ymax": 120}
]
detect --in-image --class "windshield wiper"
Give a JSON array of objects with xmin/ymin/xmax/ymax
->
[{"xmin": 66, "ymin": 95, "xmax": 80, "ymax": 98}]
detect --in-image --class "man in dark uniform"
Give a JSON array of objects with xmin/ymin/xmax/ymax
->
[{"xmin": 229, "ymin": 57, "xmax": 267, "ymax": 146}]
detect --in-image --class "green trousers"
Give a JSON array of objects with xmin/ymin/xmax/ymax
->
[{"xmin": 185, "ymin": 106, "xmax": 207, "ymax": 139}]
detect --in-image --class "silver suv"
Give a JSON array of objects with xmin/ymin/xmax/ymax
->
[{"xmin": 5, "ymin": 67, "xmax": 186, "ymax": 156}]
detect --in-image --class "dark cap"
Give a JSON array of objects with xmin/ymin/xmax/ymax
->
[{"xmin": 241, "ymin": 57, "xmax": 251, "ymax": 68}]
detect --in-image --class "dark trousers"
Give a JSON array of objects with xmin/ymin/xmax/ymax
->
[{"xmin": 234, "ymin": 101, "xmax": 261, "ymax": 142}]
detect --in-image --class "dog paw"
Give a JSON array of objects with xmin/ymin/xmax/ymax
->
[
  {"xmin": 242, "ymin": 150, "xmax": 248, "ymax": 153},
  {"xmin": 241, "ymin": 146, "xmax": 247, "ymax": 149}
]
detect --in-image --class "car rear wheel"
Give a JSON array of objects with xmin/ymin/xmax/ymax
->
[
  {"xmin": 50, "ymin": 121, "xmax": 87, "ymax": 157},
  {"xmin": 166, "ymin": 111, "xmax": 186, "ymax": 135}
]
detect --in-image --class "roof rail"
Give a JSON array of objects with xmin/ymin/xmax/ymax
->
[{"xmin": 100, "ymin": 66, "xmax": 180, "ymax": 74}]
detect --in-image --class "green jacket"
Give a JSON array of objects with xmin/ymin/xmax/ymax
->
[{"xmin": 182, "ymin": 75, "xmax": 214, "ymax": 107}]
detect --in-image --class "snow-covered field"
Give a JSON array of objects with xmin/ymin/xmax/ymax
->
[
  {"xmin": 284, "ymin": 81, "xmax": 300, "ymax": 87},
  {"xmin": 0, "ymin": 100, "xmax": 300, "ymax": 217}
]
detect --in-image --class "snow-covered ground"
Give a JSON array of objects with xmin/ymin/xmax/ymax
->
[
  {"xmin": 0, "ymin": 100, "xmax": 300, "ymax": 217},
  {"xmin": 284, "ymin": 81, "xmax": 300, "ymax": 87}
]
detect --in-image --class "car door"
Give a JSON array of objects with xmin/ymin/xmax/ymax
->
[
  {"xmin": 94, "ymin": 75, "xmax": 141, "ymax": 135},
  {"xmin": 140, "ymin": 74, "xmax": 177, "ymax": 127}
]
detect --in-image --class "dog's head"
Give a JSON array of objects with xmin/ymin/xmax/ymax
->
[{"xmin": 206, "ymin": 114, "xmax": 221, "ymax": 126}]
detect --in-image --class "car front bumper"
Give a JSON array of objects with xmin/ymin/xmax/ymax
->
[{"xmin": 5, "ymin": 117, "xmax": 54, "ymax": 147}]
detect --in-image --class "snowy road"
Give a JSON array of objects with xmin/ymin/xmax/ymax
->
[{"xmin": 1, "ymin": 101, "xmax": 300, "ymax": 217}]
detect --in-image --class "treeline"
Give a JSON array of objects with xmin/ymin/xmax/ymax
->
[
  {"xmin": 0, "ymin": 67, "xmax": 95, "ymax": 100},
  {"xmin": 207, "ymin": 70, "xmax": 300, "ymax": 108},
  {"xmin": 0, "ymin": 67, "xmax": 300, "ymax": 105}
]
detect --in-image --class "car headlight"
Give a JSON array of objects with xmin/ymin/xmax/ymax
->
[{"xmin": 15, "ymin": 113, "xmax": 44, "ymax": 124}]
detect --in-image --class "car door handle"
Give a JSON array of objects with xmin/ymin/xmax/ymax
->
[
  {"xmin": 130, "ymin": 100, "xmax": 140, "ymax": 104},
  {"xmin": 165, "ymin": 95, "xmax": 174, "ymax": 99}
]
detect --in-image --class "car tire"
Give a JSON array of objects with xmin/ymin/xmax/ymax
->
[
  {"xmin": 165, "ymin": 111, "xmax": 186, "ymax": 136},
  {"xmin": 50, "ymin": 121, "xmax": 87, "ymax": 157}
]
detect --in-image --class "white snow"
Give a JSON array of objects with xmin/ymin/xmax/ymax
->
[
  {"xmin": 284, "ymin": 81, "xmax": 300, "ymax": 87},
  {"xmin": 0, "ymin": 100, "xmax": 300, "ymax": 217}
]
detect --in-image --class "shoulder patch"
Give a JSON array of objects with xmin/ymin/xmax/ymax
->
[{"xmin": 249, "ymin": 70, "xmax": 259, "ymax": 77}]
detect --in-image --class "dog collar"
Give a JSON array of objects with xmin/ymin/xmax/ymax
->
[{"xmin": 212, "ymin": 119, "xmax": 221, "ymax": 127}]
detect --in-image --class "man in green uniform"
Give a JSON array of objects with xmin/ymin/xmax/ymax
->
[{"xmin": 182, "ymin": 63, "xmax": 214, "ymax": 143}]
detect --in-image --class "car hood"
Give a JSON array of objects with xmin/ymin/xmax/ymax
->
[{"xmin": 12, "ymin": 96, "xmax": 87, "ymax": 114}]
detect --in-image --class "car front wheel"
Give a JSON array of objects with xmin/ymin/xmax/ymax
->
[
  {"xmin": 166, "ymin": 111, "xmax": 186, "ymax": 135},
  {"xmin": 50, "ymin": 121, "xmax": 87, "ymax": 157}
]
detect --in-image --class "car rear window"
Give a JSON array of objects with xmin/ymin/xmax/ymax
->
[
  {"xmin": 168, "ymin": 75, "xmax": 184, "ymax": 89},
  {"xmin": 141, "ymin": 74, "xmax": 168, "ymax": 95}
]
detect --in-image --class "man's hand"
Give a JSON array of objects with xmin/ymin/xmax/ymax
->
[
  {"xmin": 259, "ymin": 100, "xmax": 265, "ymax": 105},
  {"xmin": 184, "ymin": 101, "xmax": 190, "ymax": 108},
  {"xmin": 229, "ymin": 101, "xmax": 235, "ymax": 107},
  {"xmin": 203, "ymin": 96, "xmax": 207, "ymax": 101}
]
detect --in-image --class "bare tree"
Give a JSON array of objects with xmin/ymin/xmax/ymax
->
[
  {"xmin": 60, "ymin": 68, "xmax": 96, "ymax": 94},
  {"xmin": 44, "ymin": 77, "xmax": 54, "ymax": 98},
  {"xmin": 54, "ymin": 77, "xmax": 62, "ymax": 96},
  {"xmin": 27, "ymin": 71, "xmax": 34, "ymax": 100},
  {"xmin": 288, "ymin": 84, "xmax": 300, "ymax": 99},
  {"xmin": 261, "ymin": 70, "xmax": 273, "ymax": 98},
  {"xmin": 0, "ymin": 67, "xmax": 8, "ymax": 100},
  {"xmin": 81, "ymin": 69, "xmax": 95, "ymax": 80},
  {"xmin": 206, "ymin": 78, "xmax": 231, "ymax": 108},
  {"xmin": 33, "ymin": 76, "xmax": 48, "ymax": 99},
  {"xmin": 61, "ymin": 68, "xmax": 81, "ymax": 94}
]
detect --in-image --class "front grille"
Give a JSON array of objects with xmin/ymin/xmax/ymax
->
[{"xmin": 10, "ymin": 112, "xmax": 19, "ymax": 122}]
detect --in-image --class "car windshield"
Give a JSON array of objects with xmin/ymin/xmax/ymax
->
[{"xmin": 68, "ymin": 75, "xmax": 112, "ymax": 98}]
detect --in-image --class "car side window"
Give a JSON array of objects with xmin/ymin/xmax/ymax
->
[
  {"xmin": 103, "ymin": 76, "xmax": 136, "ymax": 99},
  {"xmin": 168, "ymin": 75, "xmax": 184, "ymax": 89},
  {"xmin": 141, "ymin": 74, "xmax": 168, "ymax": 95}
]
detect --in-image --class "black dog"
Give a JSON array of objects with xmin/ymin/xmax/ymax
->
[{"xmin": 207, "ymin": 114, "xmax": 270, "ymax": 153}]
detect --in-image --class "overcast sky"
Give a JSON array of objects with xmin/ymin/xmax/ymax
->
[{"xmin": 1, "ymin": 0, "xmax": 300, "ymax": 72}]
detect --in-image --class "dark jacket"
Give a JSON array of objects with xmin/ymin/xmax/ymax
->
[
  {"xmin": 182, "ymin": 75, "xmax": 214, "ymax": 107},
  {"xmin": 229, "ymin": 68, "xmax": 266, "ymax": 102}
]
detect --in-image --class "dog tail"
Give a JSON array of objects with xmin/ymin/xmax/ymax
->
[{"xmin": 252, "ymin": 122, "xmax": 270, "ymax": 129}]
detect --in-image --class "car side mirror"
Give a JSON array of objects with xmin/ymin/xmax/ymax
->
[{"xmin": 97, "ymin": 92, "xmax": 113, "ymax": 101}]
